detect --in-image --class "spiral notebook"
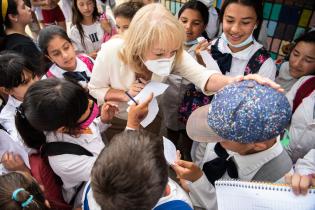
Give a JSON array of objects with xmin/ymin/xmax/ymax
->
[{"xmin": 215, "ymin": 180, "xmax": 315, "ymax": 210}]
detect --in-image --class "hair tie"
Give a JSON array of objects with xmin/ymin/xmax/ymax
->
[
  {"xmin": 12, "ymin": 188, "xmax": 34, "ymax": 208},
  {"xmin": 1, "ymin": 0, "xmax": 8, "ymax": 22},
  {"xmin": 16, "ymin": 106, "xmax": 26, "ymax": 119}
]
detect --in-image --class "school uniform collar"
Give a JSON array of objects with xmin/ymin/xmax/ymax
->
[
  {"xmin": 218, "ymin": 38, "xmax": 263, "ymax": 60},
  {"xmin": 232, "ymin": 139, "xmax": 283, "ymax": 178},
  {"xmin": 278, "ymin": 62, "xmax": 295, "ymax": 81},
  {"xmin": 7, "ymin": 95, "xmax": 22, "ymax": 108},
  {"xmin": 50, "ymin": 57, "xmax": 91, "ymax": 78}
]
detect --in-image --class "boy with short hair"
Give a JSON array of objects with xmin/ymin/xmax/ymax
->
[
  {"xmin": 85, "ymin": 129, "xmax": 193, "ymax": 210},
  {"xmin": 173, "ymin": 80, "xmax": 293, "ymax": 210},
  {"xmin": 0, "ymin": 51, "xmax": 40, "ymax": 145}
]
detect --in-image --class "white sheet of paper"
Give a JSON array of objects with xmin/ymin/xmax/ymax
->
[
  {"xmin": 163, "ymin": 137, "xmax": 177, "ymax": 165},
  {"xmin": 0, "ymin": 130, "xmax": 30, "ymax": 169},
  {"xmin": 140, "ymin": 98, "xmax": 159, "ymax": 127},
  {"xmin": 127, "ymin": 81, "xmax": 169, "ymax": 105},
  {"xmin": 200, "ymin": 50, "xmax": 220, "ymax": 70},
  {"xmin": 127, "ymin": 81, "xmax": 169, "ymax": 127}
]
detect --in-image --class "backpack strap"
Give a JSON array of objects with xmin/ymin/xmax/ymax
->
[
  {"xmin": 292, "ymin": 76, "xmax": 315, "ymax": 114},
  {"xmin": 78, "ymin": 54, "xmax": 94, "ymax": 73},
  {"xmin": 41, "ymin": 142, "xmax": 93, "ymax": 157},
  {"xmin": 244, "ymin": 47, "xmax": 270, "ymax": 75},
  {"xmin": 252, "ymin": 149, "xmax": 292, "ymax": 182}
]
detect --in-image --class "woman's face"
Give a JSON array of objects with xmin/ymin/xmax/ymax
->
[
  {"xmin": 46, "ymin": 36, "xmax": 77, "ymax": 71},
  {"xmin": 222, "ymin": 3, "xmax": 257, "ymax": 46},
  {"xmin": 289, "ymin": 41, "xmax": 315, "ymax": 78},
  {"xmin": 179, "ymin": 8, "xmax": 206, "ymax": 42},
  {"xmin": 76, "ymin": 0, "xmax": 95, "ymax": 18},
  {"xmin": 14, "ymin": 0, "xmax": 32, "ymax": 25},
  {"xmin": 144, "ymin": 43, "xmax": 179, "ymax": 61}
]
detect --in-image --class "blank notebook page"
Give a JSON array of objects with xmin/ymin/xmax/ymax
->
[{"xmin": 215, "ymin": 180, "xmax": 315, "ymax": 210}]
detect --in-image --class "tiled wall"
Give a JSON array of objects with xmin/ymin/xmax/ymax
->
[{"xmin": 161, "ymin": 0, "xmax": 315, "ymax": 60}]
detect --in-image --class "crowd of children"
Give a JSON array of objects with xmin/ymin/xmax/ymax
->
[{"xmin": 0, "ymin": 0, "xmax": 314, "ymax": 209}]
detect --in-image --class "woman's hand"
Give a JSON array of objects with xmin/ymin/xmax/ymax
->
[
  {"xmin": 100, "ymin": 103, "xmax": 119, "ymax": 123},
  {"xmin": 285, "ymin": 173, "xmax": 315, "ymax": 195},
  {"xmin": 126, "ymin": 78, "xmax": 148, "ymax": 99},
  {"xmin": 1, "ymin": 152, "xmax": 30, "ymax": 173},
  {"xmin": 127, "ymin": 93, "xmax": 153, "ymax": 129}
]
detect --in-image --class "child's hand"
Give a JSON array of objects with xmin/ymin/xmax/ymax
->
[
  {"xmin": 172, "ymin": 159, "xmax": 203, "ymax": 183},
  {"xmin": 195, "ymin": 39, "xmax": 210, "ymax": 67},
  {"xmin": 1, "ymin": 152, "xmax": 30, "ymax": 173},
  {"xmin": 100, "ymin": 103, "xmax": 119, "ymax": 123},
  {"xmin": 100, "ymin": 19, "xmax": 112, "ymax": 34},
  {"xmin": 179, "ymin": 178, "xmax": 190, "ymax": 193},
  {"xmin": 285, "ymin": 173, "xmax": 315, "ymax": 195},
  {"xmin": 126, "ymin": 78, "xmax": 148, "ymax": 98},
  {"xmin": 127, "ymin": 93, "xmax": 153, "ymax": 129},
  {"xmin": 88, "ymin": 50, "xmax": 98, "ymax": 60}
]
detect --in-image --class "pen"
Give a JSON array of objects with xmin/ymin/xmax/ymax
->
[{"xmin": 125, "ymin": 91, "xmax": 138, "ymax": 105}]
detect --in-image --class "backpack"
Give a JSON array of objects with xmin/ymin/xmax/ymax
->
[
  {"xmin": 178, "ymin": 44, "xmax": 270, "ymax": 124},
  {"xmin": 292, "ymin": 76, "xmax": 315, "ymax": 114},
  {"xmin": 30, "ymin": 142, "xmax": 93, "ymax": 210},
  {"xmin": 46, "ymin": 54, "xmax": 94, "ymax": 78}
]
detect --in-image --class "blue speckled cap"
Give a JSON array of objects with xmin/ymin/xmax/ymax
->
[{"xmin": 186, "ymin": 80, "xmax": 292, "ymax": 143}]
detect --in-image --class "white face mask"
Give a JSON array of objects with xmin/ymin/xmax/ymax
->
[
  {"xmin": 221, "ymin": 32, "xmax": 254, "ymax": 48},
  {"xmin": 198, "ymin": 0, "xmax": 214, "ymax": 8},
  {"xmin": 143, "ymin": 54, "xmax": 176, "ymax": 77}
]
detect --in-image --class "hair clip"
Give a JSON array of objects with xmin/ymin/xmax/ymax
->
[
  {"xmin": 16, "ymin": 106, "xmax": 26, "ymax": 119},
  {"xmin": 12, "ymin": 188, "xmax": 34, "ymax": 208}
]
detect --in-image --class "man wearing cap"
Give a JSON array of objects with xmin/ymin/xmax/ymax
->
[{"xmin": 173, "ymin": 80, "xmax": 293, "ymax": 210}]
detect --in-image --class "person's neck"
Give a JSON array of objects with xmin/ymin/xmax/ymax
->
[
  {"xmin": 81, "ymin": 16, "xmax": 94, "ymax": 25},
  {"xmin": 228, "ymin": 41, "xmax": 253, "ymax": 53},
  {"xmin": 5, "ymin": 24, "xmax": 27, "ymax": 36}
]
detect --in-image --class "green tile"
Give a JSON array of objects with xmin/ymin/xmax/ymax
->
[
  {"xmin": 263, "ymin": 3, "xmax": 273, "ymax": 19},
  {"xmin": 270, "ymin": 4, "xmax": 282, "ymax": 21}
]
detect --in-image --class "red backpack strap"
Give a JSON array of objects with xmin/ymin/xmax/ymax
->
[
  {"xmin": 46, "ymin": 70, "xmax": 55, "ymax": 78},
  {"xmin": 77, "ymin": 54, "xmax": 94, "ymax": 72},
  {"xmin": 292, "ymin": 76, "xmax": 315, "ymax": 114}
]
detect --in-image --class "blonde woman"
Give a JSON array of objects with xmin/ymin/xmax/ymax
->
[{"xmin": 88, "ymin": 3, "xmax": 280, "ymax": 139}]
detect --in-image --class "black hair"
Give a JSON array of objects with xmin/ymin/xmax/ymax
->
[
  {"xmin": 294, "ymin": 30, "xmax": 315, "ymax": 45},
  {"xmin": 220, "ymin": 0, "xmax": 263, "ymax": 39},
  {"xmin": 0, "ymin": 172, "xmax": 48, "ymax": 210},
  {"xmin": 72, "ymin": 0, "xmax": 99, "ymax": 51},
  {"xmin": 0, "ymin": 51, "xmax": 40, "ymax": 89},
  {"xmin": 91, "ymin": 130, "xmax": 168, "ymax": 210},
  {"xmin": 113, "ymin": 1, "xmax": 144, "ymax": 20},
  {"xmin": 0, "ymin": 0, "xmax": 18, "ymax": 47},
  {"xmin": 15, "ymin": 78, "xmax": 89, "ymax": 150},
  {"xmin": 38, "ymin": 25, "xmax": 72, "ymax": 55}
]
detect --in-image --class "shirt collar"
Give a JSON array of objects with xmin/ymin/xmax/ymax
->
[
  {"xmin": 232, "ymin": 139, "xmax": 283, "ymax": 178},
  {"xmin": 50, "ymin": 57, "xmax": 91, "ymax": 77},
  {"xmin": 218, "ymin": 38, "xmax": 262, "ymax": 60},
  {"xmin": 7, "ymin": 95, "xmax": 22, "ymax": 108}
]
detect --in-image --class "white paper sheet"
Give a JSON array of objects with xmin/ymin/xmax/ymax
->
[
  {"xmin": 0, "ymin": 130, "xmax": 30, "ymax": 174},
  {"xmin": 163, "ymin": 137, "xmax": 177, "ymax": 165},
  {"xmin": 127, "ymin": 81, "xmax": 169, "ymax": 127}
]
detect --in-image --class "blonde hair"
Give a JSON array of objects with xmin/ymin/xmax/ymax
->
[{"xmin": 120, "ymin": 3, "xmax": 185, "ymax": 74}]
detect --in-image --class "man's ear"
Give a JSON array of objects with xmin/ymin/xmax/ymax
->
[
  {"xmin": 253, "ymin": 142, "xmax": 267, "ymax": 152},
  {"xmin": 8, "ymin": 13, "xmax": 18, "ymax": 23},
  {"xmin": 163, "ymin": 184, "xmax": 171, "ymax": 197}
]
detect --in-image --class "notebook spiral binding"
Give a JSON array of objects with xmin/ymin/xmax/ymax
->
[{"xmin": 215, "ymin": 180, "xmax": 315, "ymax": 194}]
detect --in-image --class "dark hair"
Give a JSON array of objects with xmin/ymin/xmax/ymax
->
[
  {"xmin": 220, "ymin": 0, "xmax": 263, "ymax": 38},
  {"xmin": 91, "ymin": 130, "xmax": 168, "ymax": 210},
  {"xmin": 113, "ymin": 1, "xmax": 144, "ymax": 20},
  {"xmin": 0, "ymin": 0, "xmax": 18, "ymax": 46},
  {"xmin": 0, "ymin": 51, "xmax": 39, "ymax": 89},
  {"xmin": 178, "ymin": 0, "xmax": 209, "ymax": 27},
  {"xmin": 72, "ymin": 0, "xmax": 99, "ymax": 51},
  {"xmin": 0, "ymin": 172, "xmax": 48, "ymax": 210},
  {"xmin": 294, "ymin": 30, "xmax": 315, "ymax": 45},
  {"xmin": 38, "ymin": 25, "xmax": 72, "ymax": 55},
  {"xmin": 15, "ymin": 78, "xmax": 89, "ymax": 150}
]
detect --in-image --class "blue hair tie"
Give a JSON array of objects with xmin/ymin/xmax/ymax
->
[{"xmin": 12, "ymin": 188, "xmax": 34, "ymax": 208}]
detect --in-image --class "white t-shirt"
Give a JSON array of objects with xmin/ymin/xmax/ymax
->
[{"xmin": 70, "ymin": 21, "xmax": 105, "ymax": 54}]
